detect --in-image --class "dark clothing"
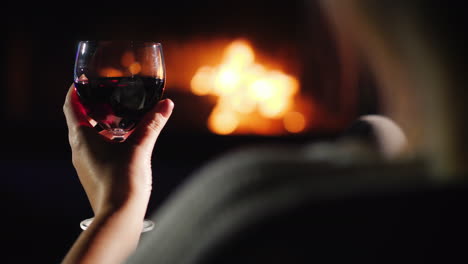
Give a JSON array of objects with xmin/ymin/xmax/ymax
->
[{"xmin": 127, "ymin": 142, "xmax": 468, "ymax": 263}]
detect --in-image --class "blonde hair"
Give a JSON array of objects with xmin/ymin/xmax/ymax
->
[{"xmin": 322, "ymin": 0, "xmax": 468, "ymax": 178}]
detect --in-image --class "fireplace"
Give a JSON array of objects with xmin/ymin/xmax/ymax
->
[{"xmin": 156, "ymin": 0, "xmax": 365, "ymax": 137}]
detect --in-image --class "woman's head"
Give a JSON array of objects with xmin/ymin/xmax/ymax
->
[{"xmin": 321, "ymin": 0, "xmax": 468, "ymax": 177}]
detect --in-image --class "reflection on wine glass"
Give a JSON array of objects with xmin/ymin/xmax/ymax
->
[
  {"xmin": 74, "ymin": 40, "xmax": 165, "ymax": 232},
  {"xmin": 74, "ymin": 40, "xmax": 165, "ymax": 140}
]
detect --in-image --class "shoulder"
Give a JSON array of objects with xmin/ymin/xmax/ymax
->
[{"xmin": 127, "ymin": 141, "xmax": 422, "ymax": 263}]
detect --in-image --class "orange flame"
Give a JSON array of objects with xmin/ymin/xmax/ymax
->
[{"xmin": 191, "ymin": 40, "xmax": 307, "ymax": 135}]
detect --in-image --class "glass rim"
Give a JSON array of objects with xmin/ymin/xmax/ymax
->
[{"xmin": 77, "ymin": 40, "xmax": 162, "ymax": 46}]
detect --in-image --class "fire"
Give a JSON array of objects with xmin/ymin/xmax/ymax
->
[
  {"xmin": 208, "ymin": 107, "xmax": 239, "ymax": 135},
  {"xmin": 283, "ymin": 111, "xmax": 306, "ymax": 133},
  {"xmin": 191, "ymin": 40, "xmax": 307, "ymax": 135}
]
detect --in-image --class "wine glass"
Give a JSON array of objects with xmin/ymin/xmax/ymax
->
[
  {"xmin": 74, "ymin": 40, "xmax": 166, "ymax": 232},
  {"xmin": 74, "ymin": 40, "xmax": 165, "ymax": 140}
]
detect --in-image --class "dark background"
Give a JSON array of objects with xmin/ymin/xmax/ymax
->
[{"xmin": 1, "ymin": 1, "xmax": 378, "ymax": 262}]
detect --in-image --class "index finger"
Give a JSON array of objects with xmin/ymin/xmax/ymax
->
[{"xmin": 63, "ymin": 84, "xmax": 93, "ymax": 130}]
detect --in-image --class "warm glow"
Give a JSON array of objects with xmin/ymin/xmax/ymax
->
[
  {"xmin": 100, "ymin": 67, "xmax": 124, "ymax": 77},
  {"xmin": 191, "ymin": 66, "xmax": 215, "ymax": 95},
  {"xmin": 223, "ymin": 40, "xmax": 255, "ymax": 69},
  {"xmin": 208, "ymin": 109, "xmax": 239, "ymax": 135},
  {"xmin": 214, "ymin": 67, "xmax": 239, "ymax": 95},
  {"xmin": 249, "ymin": 79, "xmax": 275, "ymax": 101},
  {"xmin": 121, "ymin": 51, "xmax": 136, "ymax": 68},
  {"xmin": 129, "ymin": 62, "xmax": 142, "ymax": 75},
  {"xmin": 283, "ymin": 111, "xmax": 306, "ymax": 133},
  {"xmin": 191, "ymin": 39, "xmax": 305, "ymax": 135},
  {"xmin": 230, "ymin": 95, "xmax": 256, "ymax": 114},
  {"xmin": 259, "ymin": 96, "xmax": 289, "ymax": 118}
]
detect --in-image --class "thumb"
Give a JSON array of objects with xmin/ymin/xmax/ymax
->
[{"xmin": 128, "ymin": 98, "xmax": 174, "ymax": 149}]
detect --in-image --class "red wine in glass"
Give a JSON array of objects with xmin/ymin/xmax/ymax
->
[
  {"xmin": 74, "ymin": 41, "xmax": 165, "ymax": 140},
  {"xmin": 74, "ymin": 76, "xmax": 165, "ymax": 135}
]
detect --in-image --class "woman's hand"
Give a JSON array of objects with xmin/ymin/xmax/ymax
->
[
  {"xmin": 63, "ymin": 84, "xmax": 173, "ymax": 215},
  {"xmin": 62, "ymin": 84, "xmax": 174, "ymax": 263}
]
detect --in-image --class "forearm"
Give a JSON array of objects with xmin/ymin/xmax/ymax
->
[{"xmin": 62, "ymin": 196, "xmax": 149, "ymax": 264}]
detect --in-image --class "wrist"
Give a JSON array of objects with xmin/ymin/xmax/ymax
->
[
  {"xmin": 68, "ymin": 195, "xmax": 149, "ymax": 264},
  {"xmin": 96, "ymin": 189, "xmax": 150, "ymax": 220}
]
